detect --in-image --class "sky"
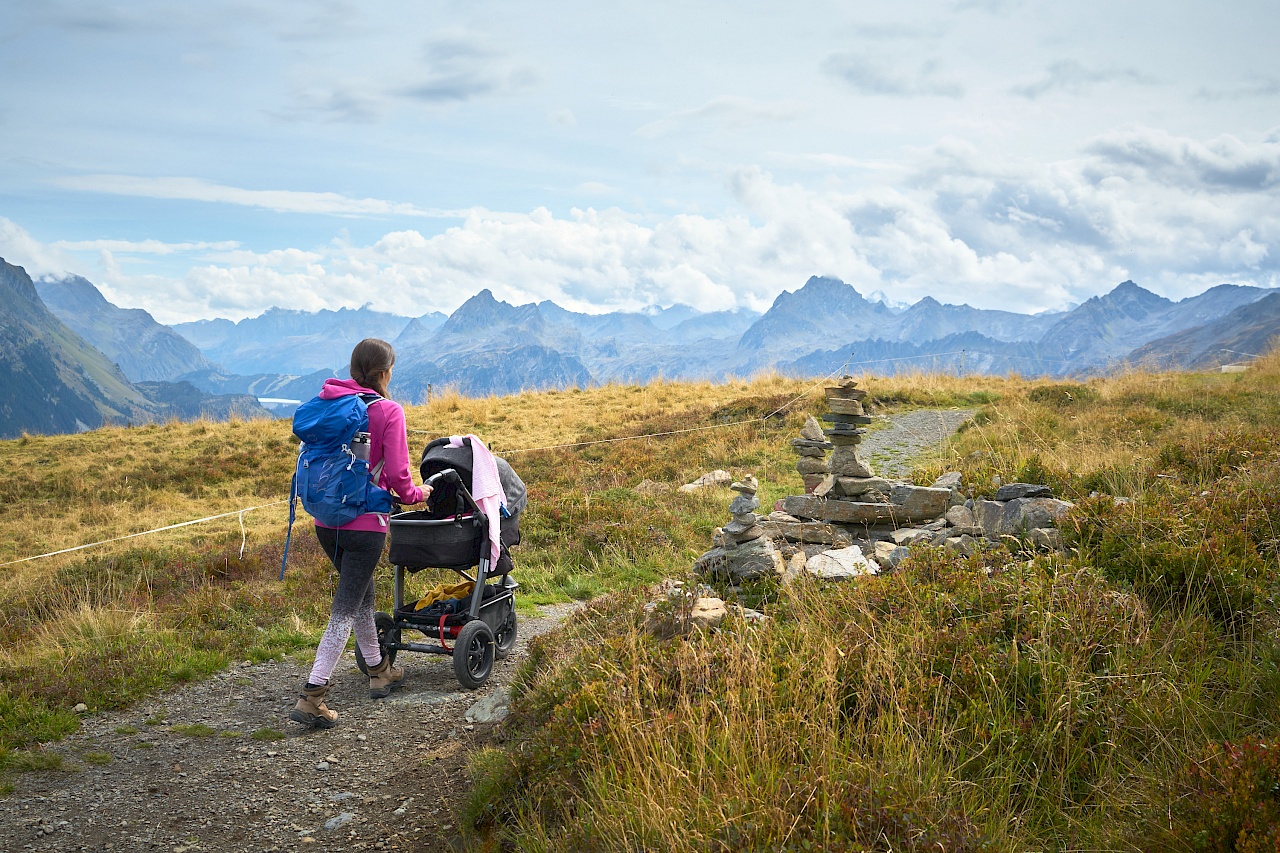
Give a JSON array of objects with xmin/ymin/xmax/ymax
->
[{"xmin": 0, "ymin": 0, "xmax": 1277, "ymax": 325}]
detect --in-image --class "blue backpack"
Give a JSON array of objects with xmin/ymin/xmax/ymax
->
[{"xmin": 280, "ymin": 393, "xmax": 395, "ymax": 578}]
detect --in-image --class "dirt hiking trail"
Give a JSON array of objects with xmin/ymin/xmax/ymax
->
[{"xmin": 1, "ymin": 604, "xmax": 578, "ymax": 853}]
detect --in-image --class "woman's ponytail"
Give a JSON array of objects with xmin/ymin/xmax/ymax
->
[{"xmin": 350, "ymin": 338, "xmax": 396, "ymax": 398}]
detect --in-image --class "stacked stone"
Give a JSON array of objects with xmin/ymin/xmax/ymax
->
[
  {"xmin": 693, "ymin": 475, "xmax": 785, "ymax": 582},
  {"xmin": 722, "ymin": 476, "xmax": 763, "ymax": 545},
  {"xmin": 790, "ymin": 416, "xmax": 832, "ymax": 494},
  {"xmin": 822, "ymin": 377, "xmax": 876, "ymax": 487}
]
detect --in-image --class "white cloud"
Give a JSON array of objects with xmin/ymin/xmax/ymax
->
[
  {"xmin": 53, "ymin": 238, "xmax": 241, "ymax": 254},
  {"xmin": 821, "ymin": 54, "xmax": 964, "ymax": 98},
  {"xmin": 1011, "ymin": 60, "xmax": 1159, "ymax": 99},
  {"xmin": 636, "ymin": 97, "xmax": 811, "ymax": 139},
  {"xmin": 12, "ymin": 129, "xmax": 1280, "ymax": 323},
  {"xmin": 51, "ymin": 175, "xmax": 460, "ymax": 218},
  {"xmin": 398, "ymin": 33, "xmax": 538, "ymax": 103},
  {"xmin": 0, "ymin": 218, "xmax": 79, "ymax": 278}
]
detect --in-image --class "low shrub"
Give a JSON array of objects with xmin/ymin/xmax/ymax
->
[{"xmin": 1145, "ymin": 737, "xmax": 1280, "ymax": 851}]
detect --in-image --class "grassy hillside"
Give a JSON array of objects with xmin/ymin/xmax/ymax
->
[
  {"xmin": 462, "ymin": 357, "xmax": 1280, "ymax": 852},
  {"xmin": 0, "ymin": 375, "xmax": 853, "ymax": 760},
  {"xmin": 1, "ymin": 358, "xmax": 1278, "ymax": 850}
]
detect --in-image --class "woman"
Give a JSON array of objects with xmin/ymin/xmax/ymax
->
[{"xmin": 291, "ymin": 338, "xmax": 431, "ymax": 729}]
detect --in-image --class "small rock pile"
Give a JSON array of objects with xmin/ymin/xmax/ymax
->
[
  {"xmin": 820, "ymin": 377, "xmax": 876, "ymax": 484},
  {"xmin": 790, "ymin": 416, "xmax": 832, "ymax": 493},
  {"xmin": 693, "ymin": 476, "xmax": 786, "ymax": 582},
  {"xmin": 694, "ymin": 468, "xmax": 1073, "ymax": 589}
]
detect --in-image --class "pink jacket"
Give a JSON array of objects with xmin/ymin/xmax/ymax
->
[{"xmin": 314, "ymin": 378, "xmax": 425, "ymax": 532}]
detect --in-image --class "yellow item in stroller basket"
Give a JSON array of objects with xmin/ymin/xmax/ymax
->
[{"xmin": 411, "ymin": 580, "xmax": 475, "ymax": 612}]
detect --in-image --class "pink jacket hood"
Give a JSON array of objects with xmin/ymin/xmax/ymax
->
[{"xmin": 318, "ymin": 377, "xmax": 379, "ymax": 400}]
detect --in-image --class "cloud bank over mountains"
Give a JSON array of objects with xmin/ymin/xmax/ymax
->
[{"xmin": 4, "ymin": 128, "xmax": 1276, "ymax": 325}]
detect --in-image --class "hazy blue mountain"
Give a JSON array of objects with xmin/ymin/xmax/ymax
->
[
  {"xmin": 733, "ymin": 277, "xmax": 1062, "ymax": 373},
  {"xmin": 668, "ymin": 308, "xmax": 761, "ymax": 343},
  {"xmin": 735, "ymin": 276, "xmax": 898, "ymax": 365},
  {"xmin": 642, "ymin": 303, "xmax": 701, "ymax": 330},
  {"xmin": 535, "ymin": 301, "xmax": 664, "ymax": 343},
  {"xmin": 174, "ymin": 306, "xmax": 414, "ymax": 374},
  {"xmin": 406, "ymin": 290, "xmax": 583, "ymax": 363},
  {"xmin": 389, "ymin": 311, "xmax": 447, "ymax": 350},
  {"xmin": 887, "ymin": 296, "xmax": 1063, "ymax": 343},
  {"xmin": 35, "ymin": 274, "xmax": 217, "ymax": 382},
  {"xmin": 0, "ymin": 259, "xmax": 159, "ymax": 437},
  {"xmin": 178, "ymin": 368, "xmax": 335, "ymax": 401},
  {"xmin": 134, "ymin": 381, "xmax": 272, "ymax": 421},
  {"xmin": 784, "ymin": 331, "xmax": 1045, "ymax": 379},
  {"xmin": 1038, "ymin": 280, "xmax": 1276, "ymax": 367},
  {"xmin": 393, "ymin": 344, "xmax": 594, "ymax": 400},
  {"xmin": 1124, "ymin": 292, "xmax": 1280, "ymax": 370}
]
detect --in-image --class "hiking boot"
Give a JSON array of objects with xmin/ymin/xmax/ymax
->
[
  {"xmin": 290, "ymin": 683, "xmax": 338, "ymax": 729},
  {"xmin": 367, "ymin": 656, "xmax": 405, "ymax": 699}
]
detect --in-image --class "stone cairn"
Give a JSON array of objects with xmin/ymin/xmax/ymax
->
[
  {"xmin": 693, "ymin": 475, "xmax": 785, "ymax": 582},
  {"xmin": 691, "ymin": 374, "xmax": 1076, "ymax": 585},
  {"xmin": 817, "ymin": 377, "xmax": 876, "ymax": 491},
  {"xmin": 791, "ymin": 416, "xmax": 831, "ymax": 494}
]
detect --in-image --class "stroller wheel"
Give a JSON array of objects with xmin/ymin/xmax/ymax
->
[
  {"xmin": 356, "ymin": 612, "xmax": 399, "ymax": 675},
  {"xmin": 494, "ymin": 609, "xmax": 518, "ymax": 660},
  {"xmin": 452, "ymin": 620, "xmax": 495, "ymax": 689}
]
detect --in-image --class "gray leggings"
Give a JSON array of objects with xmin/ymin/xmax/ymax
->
[{"xmin": 307, "ymin": 527, "xmax": 385, "ymax": 686}]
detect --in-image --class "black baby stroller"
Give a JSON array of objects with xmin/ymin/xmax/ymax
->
[{"xmin": 356, "ymin": 436, "xmax": 525, "ymax": 689}]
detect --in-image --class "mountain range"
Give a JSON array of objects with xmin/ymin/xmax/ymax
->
[
  {"xmin": 0, "ymin": 259, "xmax": 271, "ymax": 438},
  {"xmin": 3, "ymin": 253, "xmax": 1276, "ymax": 438}
]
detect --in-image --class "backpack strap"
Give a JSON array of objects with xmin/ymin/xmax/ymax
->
[
  {"xmin": 359, "ymin": 393, "xmax": 386, "ymax": 483},
  {"xmin": 280, "ymin": 444, "xmax": 303, "ymax": 580}
]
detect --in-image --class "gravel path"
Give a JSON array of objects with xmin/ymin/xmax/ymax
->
[
  {"xmin": 0, "ymin": 604, "xmax": 579, "ymax": 853},
  {"xmin": 859, "ymin": 408, "xmax": 977, "ymax": 479}
]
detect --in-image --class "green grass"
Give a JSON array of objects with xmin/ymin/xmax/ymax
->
[
  {"xmin": 83, "ymin": 751, "xmax": 112, "ymax": 765},
  {"xmin": 458, "ymin": 353, "xmax": 1280, "ymax": 852},
  {"xmin": 250, "ymin": 728, "xmax": 285, "ymax": 741},
  {"xmin": 5, "ymin": 359, "xmax": 1280, "ymax": 848},
  {"xmin": 170, "ymin": 723, "xmax": 216, "ymax": 737}
]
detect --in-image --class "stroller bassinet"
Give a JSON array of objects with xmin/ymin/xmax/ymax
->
[
  {"xmin": 367, "ymin": 437, "xmax": 524, "ymax": 689},
  {"xmin": 387, "ymin": 436, "xmax": 522, "ymax": 569}
]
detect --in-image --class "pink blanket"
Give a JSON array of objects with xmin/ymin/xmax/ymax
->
[{"xmin": 450, "ymin": 434, "xmax": 502, "ymax": 568}]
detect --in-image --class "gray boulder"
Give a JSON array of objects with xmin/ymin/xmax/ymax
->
[
  {"xmin": 759, "ymin": 519, "xmax": 853, "ymax": 546},
  {"xmin": 726, "ymin": 536, "xmax": 785, "ymax": 580},
  {"xmin": 975, "ymin": 497, "xmax": 1074, "ymax": 538},
  {"xmin": 679, "ymin": 470, "xmax": 733, "ymax": 493},
  {"xmin": 806, "ymin": 545, "xmax": 879, "ymax": 580},
  {"xmin": 835, "ymin": 476, "xmax": 893, "ymax": 496},
  {"xmin": 1028, "ymin": 527, "xmax": 1064, "ymax": 551},
  {"xmin": 889, "ymin": 527, "xmax": 933, "ymax": 546},
  {"xmin": 888, "ymin": 485, "xmax": 951, "ymax": 521},
  {"xmin": 945, "ymin": 504, "xmax": 976, "ymax": 528},
  {"xmin": 994, "ymin": 483, "xmax": 1054, "ymax": 501},
  {"xmin": 932, "ymin": 472, "xmax": 963, "ymax": 489}
]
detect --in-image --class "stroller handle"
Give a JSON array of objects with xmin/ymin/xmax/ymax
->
[
  {"xmin": 422, "ymin": 467, "xmax": 487, "ymax": 523},
  {"xmin": 424, "ymin": 468, "xmax": 462, "ymax": 489}
]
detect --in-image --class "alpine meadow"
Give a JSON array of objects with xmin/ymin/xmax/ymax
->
[{"xmin": 2, "ymin": 354, "xmax": 1280, "ymax": 849}]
